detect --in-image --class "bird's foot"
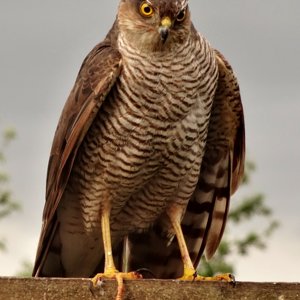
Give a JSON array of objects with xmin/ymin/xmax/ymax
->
[
  {"xmin": 179, "ymin": 267, "xmax": 235, "ymax": 283},
  {"xmin": 91, "ymin": 268, "xmax": 142, "ymax": 300},
  {"xmin": 195, "ymin": 272, "xmax": 235, "ymax": 283}
]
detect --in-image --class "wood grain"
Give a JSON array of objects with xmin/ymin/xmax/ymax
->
[{"xmin": 0, "ymin": 277, "xmax": 299, "ymax": 300}]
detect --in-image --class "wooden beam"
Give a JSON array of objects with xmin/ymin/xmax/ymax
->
[{"xmin": 0, "ymin": 277, "xmax": 299, "ymax": 300}]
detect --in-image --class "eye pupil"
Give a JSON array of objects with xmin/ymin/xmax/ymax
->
[
  {"xmin": 177, "ymin": 10, "xmax": 186, "ymax": 21},
  {"xmin": 144, "ymin": 7, "xmax": 151, "ymax": 14}
]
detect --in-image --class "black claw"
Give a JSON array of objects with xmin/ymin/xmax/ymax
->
[
  {"xmin": 192, "ymin": 271, "xmax": 198, "ymax": 282},
  {"xmin": 229, "ymin": 274, "xmax": 236, "ymax": 287},
  {"xmin": 135, "ymin": 268, "xmax": 156, "ymax": 279},
  {"xmin": 89, "ymin": 281, "xmax": 98, "ymax": 298}
]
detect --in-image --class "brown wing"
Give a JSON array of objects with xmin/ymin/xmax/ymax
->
[
  {"xmin": 32, "ymin": 27, "xmax": 122, "ymax": 276},
  {"xmin": 123, "ymin": 50, "xmax": 245, "ymax": 278},
  {"xmin": 183, "ymin": 49, "xmax": 245, "ymax": 266}
]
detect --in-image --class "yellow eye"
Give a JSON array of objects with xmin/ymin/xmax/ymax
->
[
  {"xmin": 140, "ymin": 2, "xmax": 154, "ymax": 17},
  {"xmin": 176, "ymin": 9, "xmax": 186, "ymax": 22}
]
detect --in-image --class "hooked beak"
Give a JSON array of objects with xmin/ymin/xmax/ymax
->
[{"xmin": 159, "ymin": 16, "xmax": 172, "ymax": 43}]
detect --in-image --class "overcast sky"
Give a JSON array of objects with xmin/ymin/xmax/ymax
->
[{"xmin": 0, "ymin": 0, "xmax": 299, "ymax": 281}]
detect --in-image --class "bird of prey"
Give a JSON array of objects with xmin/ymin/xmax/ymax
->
[{"xmin": 33, "ymin": 0, "xmax": 245, "ymax": 298}]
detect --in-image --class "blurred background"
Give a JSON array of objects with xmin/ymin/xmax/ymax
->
[{"xmin": 0, "ymin": 0, "xmax": 299, "ymax": 281}]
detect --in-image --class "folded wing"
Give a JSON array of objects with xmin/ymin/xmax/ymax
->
[{"xmin": 32, "ymin": 27, "xmax": 122, "ymax": 276}]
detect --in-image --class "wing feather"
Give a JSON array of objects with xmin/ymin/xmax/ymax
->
[
  {"xmin": 188, "ymin": 49, "xmax": 245, "ymax": 263},
  {"xmin": 33, "ymin": 28, "xmax": 122, "ymax": 275}
]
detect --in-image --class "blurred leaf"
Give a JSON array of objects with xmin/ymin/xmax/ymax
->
[
  {"xmin": 0, "ymin": 239, "xmax": 6, "ymax": 251},
  {"xmin": 264, "ymin": 220, "xmax": 280, "ymax": 237},
  {"xmin": 242, "ymin": 160, "xmax": 256, "ymax": 185},
  {"xmin": 15, "ymin": 260, "xmax": 33, "ymax": 277},
  {"xmin": 0, "ymin": 172, "xmax": 9, "ymax": 183},
  {"xmin": 217, "ymin": 240, "xmax": 231, "ymax": 256},
  {"xmin": 3, "ymin": 127, "xmax": 17, "ymax": 144},
  {"xmin": 0, "ymin": 126, "xmax": 19, "ymax": 252},
  {"xmin": 0, "ymin": 197, "xmax": 20, "ymax": 219},
  {"xmin": 199, "ymin": 255, "xmax": 234, "ymax": 277},
  {"xmin": 235, "ymin": 232, "xmax": 266, "ymax": 255},
  {"xmin": 198, "ymin": 160, "xmax": 279, "ymax": 276},
  {"xmin": 229, "ymin": 194, "xmax": 270, "ymax": 223}
]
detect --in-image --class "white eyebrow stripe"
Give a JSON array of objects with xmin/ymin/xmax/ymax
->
[
  {"xmin": 144, "ymin": 0, "xmax": 189, "ymax": 10},
  {"xmin": 181, "ymin": 0, "xmax": 189, "ymax": 9}
]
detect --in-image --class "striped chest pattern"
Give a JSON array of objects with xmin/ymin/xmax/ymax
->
[{"xmin": 69, "ymin": 32, "xmax": 218, "ymax": 224}]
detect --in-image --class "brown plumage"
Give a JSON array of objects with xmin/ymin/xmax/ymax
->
[
  {"xmin": 125, "ymin": 49, "xmax": 245, "ymax": 278},
  {"xmin": 33, "ymin": 0, "xmax": 245, "ymax": 284}
]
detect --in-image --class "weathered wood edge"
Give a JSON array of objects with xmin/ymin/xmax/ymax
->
[{"xmin": 0, "ymin": 277, "xmax": 299, "ymax": 300}]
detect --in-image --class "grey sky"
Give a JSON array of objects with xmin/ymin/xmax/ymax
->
[{"xmin": 0, "ymin": 1, "xmax": 299, "ymax": 280}]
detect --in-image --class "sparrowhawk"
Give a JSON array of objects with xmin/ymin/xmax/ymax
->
[{"xmin": 33, "ymin": 0, "xmax": 245, "ymax": 298}]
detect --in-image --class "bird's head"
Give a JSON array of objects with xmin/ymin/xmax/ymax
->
[{"xmin": 117, "ymin": 0, "xmax": 191, "ymax": 53}]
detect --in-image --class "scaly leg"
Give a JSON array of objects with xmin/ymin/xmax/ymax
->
[
  {"xmin": 168, "ymin": 205, "xmax": 234, "ymax": 282},
  {"xmin": 92, "ymin": 207, "xmax": 142, "ymax": 300}
]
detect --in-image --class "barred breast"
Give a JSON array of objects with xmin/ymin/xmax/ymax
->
[{"xmin": 56, "ymin": 30, "xmax": 218, "ymax": 275}]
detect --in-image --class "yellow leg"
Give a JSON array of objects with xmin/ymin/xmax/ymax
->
[
  {"xmin": 91, "ymin": 208, "xmax": 142, "ymax": 300},
  {"xmin": 168, "ymin": 206, "xmax": 234, "ymax": 282},
  {"xmin": 169, "ymin": 208, "xmax": 198, "ymax": 279},
  {"xmin": 101, "ymin": 208, "xmax": 117, "ymax": 274}
]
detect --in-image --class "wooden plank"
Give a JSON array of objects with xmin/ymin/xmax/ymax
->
[{"xmin": 0, "ymin": 277, "xmax": 299, "ymax": 300}]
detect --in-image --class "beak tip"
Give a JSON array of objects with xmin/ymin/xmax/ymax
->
[{"xmin": 159, "ymin": 27, "xmax": 169, "ymax": 43}]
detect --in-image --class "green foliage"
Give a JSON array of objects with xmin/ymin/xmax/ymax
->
[
  {"xmin": 198, "ymin": 161, "xmax": 279, "ymax": 277},
  {"xmin": 15, "ymin": 260, "xmax": 33, "ymax": 277},
  {"xmin": 0, "ymin": 126, "xmax": 33, "ymax": 277},
  {"xmin": 200, "ymin": 241, "xmax": 234, "ymax": 276},
  {"xmin": 229, "ymin": 194, "xmax": 270, "ymax": 223},
  {"xmin": 0, "ymin": 127, "xmax": 19, "ymax": 252}
]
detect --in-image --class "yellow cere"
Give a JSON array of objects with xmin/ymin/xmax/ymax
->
[{"xmin": 161, "ymin": 16, "xmax": 172, "ymax": 28}]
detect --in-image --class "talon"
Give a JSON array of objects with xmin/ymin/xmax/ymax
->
[
  {"xmin": 178, "ymin": 266, "xmax": 236, "ymax": 283},
  {"xmin": 194, "ymin": 272, "xmax": 236, "ymax": 282},
  {"xmin": 192, "ymin": 271, "xmax": 197, "ymax": 282},
  {"xmin": 214, "ymin": 273, "xmax": 235, "ymax": 282},
  {"xmin": 229, "ymin": 273, "xmax": 236, "ymax": 286},
  {"xmin": 135, "ymin": 268, "xmax": 156, "ymax": 279},
  {"xmin": 93, "ymin": 276, "xmax": 105, "ymax": 287},
  {"xmin": 91, "ymin": 271, "xmax": 142, "ymax": 300}
]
